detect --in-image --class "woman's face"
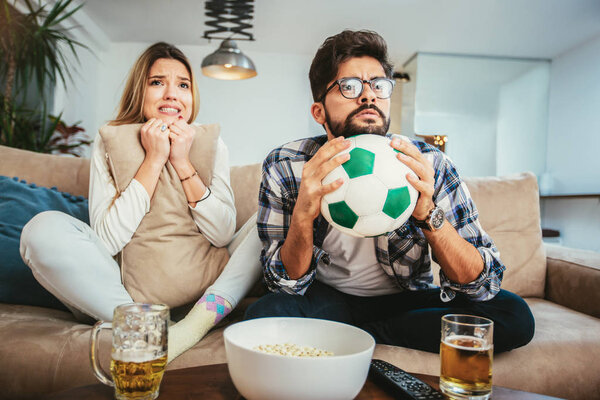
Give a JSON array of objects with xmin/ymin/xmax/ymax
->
[{"xmin": 142, "ymin": 58, "xmax": 193, "ymax": 124}]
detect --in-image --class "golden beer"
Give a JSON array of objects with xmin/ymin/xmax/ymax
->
[
  {"xmin": 440, "ymin": 335, "xmax": 492, "ymax": 397},
  {"xmin": 91, "ymin": 304, "xmax": 169, "ymax": 400},
  {"xmin": 110, "ymin": 354, "xmax": 167, "ymax": 400}
]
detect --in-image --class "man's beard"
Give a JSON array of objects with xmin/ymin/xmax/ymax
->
[{"xmin": 324, "ymin": 104, "xmax": 390, "ymax": 138}]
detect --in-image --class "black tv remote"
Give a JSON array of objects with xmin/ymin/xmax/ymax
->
[{"xmin": 369, "ymin": 359, "xmax": 444, "ymax": 400}]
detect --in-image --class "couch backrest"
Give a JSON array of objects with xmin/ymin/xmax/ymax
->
[
  {"xmin": 230, "ymin": 163, "xmax": 261, "ymax": 231},
  {"xmin": 431, "ymin": 172, "xmax": 546, "ymax": 298},
  {"xmin": 0, "ymin": 145, "xmax": 263, "ymax": 232},
  {"xmin": 0, "ymin": 145, "xmax": 90, "ymax": 197},
  {"xmin": 0, "ymin": 145, "xmax": 546, "ymax": 297}
]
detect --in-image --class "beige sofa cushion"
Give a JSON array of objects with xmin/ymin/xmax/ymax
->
[
  {"xmin": 2, "ymin": 298, "xmax": 598, "ymax": 400},
  {"xmin": 0, "ymin": 145, "xmax": 547, "ymax": 299},
  {"xmin": 0, "ymin": 146, "xmax": 264, "ymax": 231},
  {"xmin": 99, "ymin": 124, "xmax": 229, "ymax": 308},
  {"xmin": 463, "ymin": 172, "xmax": 546, "ymax": 298},
  {"xmin": 373, "ymin": 298, "xmax": 600, "ymax": 400},
  {"xmin": 0, "ymin": 145, "xmax": 89, "ymax": 197},
  {"xmin": 230, "ymin": 163, "xmax": 261, "ymax": 231}
]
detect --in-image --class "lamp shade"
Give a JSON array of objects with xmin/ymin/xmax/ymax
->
[{"xmin": 201, "ymin": 39, "xmax": 257, "ymax": 80}]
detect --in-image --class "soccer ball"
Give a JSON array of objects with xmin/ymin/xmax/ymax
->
[{"xmin": 320, "ymin": 134, "xmax": 418, "ymax": 238}]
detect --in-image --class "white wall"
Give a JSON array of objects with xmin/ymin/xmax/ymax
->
[
  {"xmin": 541, "ymin": 199, "xmax": 600, "ymax": 251},
  {"xmin": 53, "ymin": 25, "xmax": 600, "ymax": 252},
  {"xmin": 59, "ymin": 41, "xmax": 319, "ymax": 166},
  {"xmin": 403, "ymin": 53, "xmax": 551, "ymax": 180},
  {"xmin": 412, "ymin": 54, "xmax": 500, "ymax": 177},
  {"xmin": 52, "ymin": 7, "xmax": 111, "ymax": 157},
  {"xmin": 52, "ymin": 44, "xmax": 108, "ymax": 152},
  {"xmin": 496, "ymin": 64, "xmax": 550, "ymax": 177},
  {"xmin": 546, "ymin": 35, "xmax": 600, "ymax": 195},
  {"xmin": 400, "ymin": 56, "xmax": 417, "ymax": 138},
  {"xmin": 541, "ymin": 34, "xmax": 600, "ymax": 252}
]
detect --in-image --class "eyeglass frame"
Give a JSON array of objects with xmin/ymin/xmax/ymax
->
[{"xmin": 318, "ymin": 77, "xmax": 396, "ymax": 103}]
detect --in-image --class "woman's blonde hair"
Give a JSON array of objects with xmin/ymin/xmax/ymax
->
[{"xmin": 111, "ymin": 42, "xmax": 200, "ymax": 126}]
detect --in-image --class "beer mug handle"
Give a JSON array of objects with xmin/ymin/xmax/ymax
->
[{"xmin": 90, "ymin": 321, "xmax": 114, "ymax": 387}]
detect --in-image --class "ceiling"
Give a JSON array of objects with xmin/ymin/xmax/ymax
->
[{"xmin": 81, "ymin": 0, "xmax": 600, "ymax": 65}]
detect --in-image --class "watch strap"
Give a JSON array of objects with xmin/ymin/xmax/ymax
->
[{"xmin": 412, "ymin": 206, "xmax": 441, "ymax": 231}]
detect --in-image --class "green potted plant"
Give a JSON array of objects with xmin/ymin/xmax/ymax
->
[{"xmin": 0, "ymin": 0, "xmax": 91, "ymax": 155}]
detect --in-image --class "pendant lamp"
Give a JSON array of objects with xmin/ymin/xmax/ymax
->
[
  {"xmin": 201, "ymin": 39, "xmax": 257, "ymax": 80},
  {"xmin": 201, "ymin": 0, "xmax": 257, "ymax": 80}
]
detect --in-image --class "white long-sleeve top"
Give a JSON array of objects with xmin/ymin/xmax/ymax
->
[{"xmin": 88, "ymin": 135, "xmax": 236, "ymax": 256}]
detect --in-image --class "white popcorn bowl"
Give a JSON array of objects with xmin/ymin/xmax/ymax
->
[{"xmin": 224, "ymin": 317, "xmax": 375, "ymax": 400}]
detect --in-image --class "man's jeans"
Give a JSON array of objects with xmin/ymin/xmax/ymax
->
[{"xmin": 244, "ymin": 280, "xmax": 535, "ymax": 353}]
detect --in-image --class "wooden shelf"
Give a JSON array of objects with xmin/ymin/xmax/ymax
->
[{"xmin": 540, "ymin": 193, "xmax": 600, "ymax": 199}]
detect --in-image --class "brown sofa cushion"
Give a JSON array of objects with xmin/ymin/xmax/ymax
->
[
  {"xmin": 99, "ymin": 124, "xmax": 229, "ymax": 307},
  {"xmin": 545, "ymin": 244, "xmax": 600, "ymax": 318}
]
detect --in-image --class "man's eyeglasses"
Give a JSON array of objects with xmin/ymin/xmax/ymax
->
[{"xmin": 319, "ymin": 77, "xmax": 395, "ymax": 102}]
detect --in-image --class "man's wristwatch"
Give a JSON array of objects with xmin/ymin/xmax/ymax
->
[{"xmin": 413, "ymin": 206, "xmax": 445, "ymax": 231}]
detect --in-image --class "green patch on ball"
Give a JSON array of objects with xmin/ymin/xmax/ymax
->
[
  {"xmin": 342, "ymin": 148, "xmax": 375, "ymax": 178},
  {"xmin": 328, "ymin": 201, "xmax": 359, "ymax": 229},
  {"xmin": 382, "ymin": 186, "xmax": 411, "ymax": 219}
]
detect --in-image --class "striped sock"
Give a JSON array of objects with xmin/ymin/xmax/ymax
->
[{"xmin": 167, "ymin": 293, "xmax": 232, "ymax": 363}]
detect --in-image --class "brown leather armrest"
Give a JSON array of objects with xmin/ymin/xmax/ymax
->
[{"xmin": 544, "ymin": 243, "xmax": 600, "ymax": 318}]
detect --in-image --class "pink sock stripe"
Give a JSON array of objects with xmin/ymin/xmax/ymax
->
[{"xmin": 197, "ymin": 294, "xmax": 231, "ymax": 318}]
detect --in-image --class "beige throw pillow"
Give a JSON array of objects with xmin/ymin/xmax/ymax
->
[
  {"xmin": 432, "ymin": 172, "xmax": 546, "ymax": 298},
  {"xmin": 99, "ymin": 123, "xmax": 230, "ymax": 307},
  {"xmin": 464, "ymin": 172, "xmax": 546, "ymax": 298}
]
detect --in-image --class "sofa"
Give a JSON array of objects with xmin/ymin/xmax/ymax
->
[{"xmin": 1, "ymin": 143, "xmax": 599, "ymax": 400}]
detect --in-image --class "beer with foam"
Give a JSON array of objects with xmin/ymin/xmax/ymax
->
[
  {"xmin": 440, "ymin": 314, "xmax": 493, "ymax": 400},
  {"xmin": 440, "ymin": 335, "xmax": 492, "ymax": 396},
  {"xmin": 90, "ymin": 303, "xmax": 169, "ymax": 400}
]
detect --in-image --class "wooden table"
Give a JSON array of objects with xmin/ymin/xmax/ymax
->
[{"xmin": 42, "ymin": 363, "xmax": 562, "ymax": 400}]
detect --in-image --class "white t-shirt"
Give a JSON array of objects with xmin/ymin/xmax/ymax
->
[
  {"xmin": 88, "ymin": 135, "xmax": 236, "ymax": 256},
  {"xmin": 318, "ymin": 226, "xmax": 402, "ymax": 297}
]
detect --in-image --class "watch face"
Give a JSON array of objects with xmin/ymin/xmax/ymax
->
[{"xmin": 430, "ymin": 207, "xmax": 445, "ymax": 229}]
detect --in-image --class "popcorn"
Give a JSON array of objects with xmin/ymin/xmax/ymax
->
[{"xmin": 254, "ymin": 343, "xmax": 334, "ymax": 357}]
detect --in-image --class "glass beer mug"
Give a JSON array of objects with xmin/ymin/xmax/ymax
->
[
  {"xmin": 90, "ymin": 303, "xmax": 169, "ymax": 400},
  {"xmin": 440, "ymin": 314, "xmax": 493, "ymax": 400}
]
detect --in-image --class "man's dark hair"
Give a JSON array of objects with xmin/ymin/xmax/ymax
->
[{"xmin": 309, "ymin": 30, "xmax": 394, "ymax": 102}]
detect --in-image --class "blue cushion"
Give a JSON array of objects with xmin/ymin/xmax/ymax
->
[{"xmin": 0, "ymin": 176, "xmax": 89, "ymax": 310}]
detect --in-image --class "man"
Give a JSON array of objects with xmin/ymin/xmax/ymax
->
[{"xmin": 245, "ymin": 30, "xmax": 534, "ymax": 353}]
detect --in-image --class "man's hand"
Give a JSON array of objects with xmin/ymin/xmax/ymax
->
[
  {"xmin": 281, "ymin": 137, "xmax": 351, "ymax": 280},
  {"xmin": 390, "ymin": 138, "xmax": 435, "ymax": 220},
  {"xmin": 295, "ymin": 137, "xmax": 351, "ymax": 223},
  {"xmin": 390, "ymin": 138, "xmax": 484, "ymax": 283}
]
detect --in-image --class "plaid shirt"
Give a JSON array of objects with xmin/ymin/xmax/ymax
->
[{"xmin": 258, "ymin": 134, "xmax": 504, "ymax": 302}]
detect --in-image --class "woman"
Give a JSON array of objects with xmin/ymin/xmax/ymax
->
[{"xmin": 20, "ymin": 42, "xmax": 262, "ymax": 362}]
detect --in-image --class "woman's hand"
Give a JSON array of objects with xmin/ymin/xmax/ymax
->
[
  {"xmin": 168, "ymin": 117, "xmax": 196, "ymax": 172},
  {"xmin": 140, "ymin": 118, "xmax": 170, "ymax": 167}
]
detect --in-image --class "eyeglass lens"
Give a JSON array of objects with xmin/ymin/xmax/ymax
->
[{"xmin": 339, "ymin": 78, "xmax": 393, "ymax": 99}]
